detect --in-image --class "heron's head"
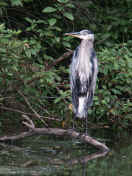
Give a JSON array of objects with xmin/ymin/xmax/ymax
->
[{"xmin": 65, "ymin": 30, "xmax": 94, "ymax": 41}]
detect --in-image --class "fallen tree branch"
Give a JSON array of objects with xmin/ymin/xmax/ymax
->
[
  {"xmin": 0, "ymin": 115, "xmax": 109, "ymax": 153},
  {"xmin": 0, "ymin": 131, "xmax": 35, "ymax": 141},
  {"xmin": 0, "ymin": 115, "xmax": 109, "ymax": 164}
]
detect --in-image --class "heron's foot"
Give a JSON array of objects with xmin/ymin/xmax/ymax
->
[
  {"xmin": 68, "ymin": 128, "xmax": 75, "ymax": 133},
  {"xmin": 85, "ymin": 128, "xmax": 88, "ymax": 136},
  {"xmin": 72, "ymin": 121, "xmax": 76, "ymax": 131},
  {"xmin": 72, "ymin": 114, "xmax": 77, "ymax": 130}
]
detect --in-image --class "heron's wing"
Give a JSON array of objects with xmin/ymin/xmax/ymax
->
[
  {"xmin": 90, "ymin": 53, "xmax": 98, "ymax": 92},
  {"xmin": 70, "ymin": 47, "xmax": 80, "ymax": 112},
  {"xmin": 86, "ymin": 53, "xmax": 98, "ymax": 106}
]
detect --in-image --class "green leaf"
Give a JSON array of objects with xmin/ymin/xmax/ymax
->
[
  {"xmin": 63, "ymin": 12, "xmax": 74, "ymax": 21},
  {"xmin": 54, "ymin": 97, "xmax": 61, "ymax": 103},
  {"xmin": 0, "ymin": 2, "xmax": 8, "ymax": 7},
  {"xmin": 57, "ymin": 0, "xmax": 69, "ymax": 3},
  {"xmin": 42, "ymin": 7, "xmax": 57, "ymax": 13},
  {"xmin": 25, "ymin": 17, "xmax": 33, "ymax": 23},
  {"xmin": 63, "ymin": 41, "xmax": 71, "ymax": 48},
  {"xmin": 23, "ymin": 0, "xmax": 33, "ymax": 2},
  {"xmin": 0, "ymin": 24, "xmax": 5, "ymax": 31},
  {"xmin": 10, "ymin": 0, "xmax": 23, "ymax": 6},
  {"xmin": 48, "ymin": 18, "xmax": 57, "ymax": 26},
  {"xmin": 66, "ymin": 3, "xmax": 75, "ymax": 8},
  {"xmin": 55, "ymin": 37, "xmax": 60, "ymax": 42}
]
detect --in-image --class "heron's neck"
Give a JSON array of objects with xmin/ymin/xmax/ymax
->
[
  {"xmin": 79, "ymin": 40, "xmax": 94, "ymax": 61},
  {"xmin": 80, "ymin": 39, "xmax": 93, "ymax": 50},
  {"xmin": 78, "ymin": 39, "xmax": 94, "ymax": 78}
]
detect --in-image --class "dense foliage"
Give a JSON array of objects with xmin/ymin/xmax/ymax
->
[
  {"xmin": 92, "ymin": 44, "xmax": 132, "ymax": 129},
  {"xmin": 0, "ymin": 0, "xmax": 131, "ymax": 130}
]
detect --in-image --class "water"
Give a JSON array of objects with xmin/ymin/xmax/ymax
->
[{"xmin": 0, "ymin": 131, "xmax": 132, "ymax": 176}]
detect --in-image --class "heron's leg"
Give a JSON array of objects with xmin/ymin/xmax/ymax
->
[
  {"xmin": 82, "ymin": 163, "xmax": 87, "ymax": 176},
  {"xmin": 85, "ymin": 116, "xmax": 88, "ymax": 135},
  {"xmin": 72, "ymin": 114, "xmax": 76, "ymax": 130}
]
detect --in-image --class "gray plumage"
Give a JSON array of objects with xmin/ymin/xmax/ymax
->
[{"xmin": 65, "ymin": 30, "xmax": 98, "ymax": 118}]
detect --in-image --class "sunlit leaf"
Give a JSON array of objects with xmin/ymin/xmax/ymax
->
[
  {"xmin": 48, "ymin": 18, "xmax": 57, "ymax": 26},
  {"xmin": 63, "ymin": 12, "xmax": 74, "ymax": 21},
  {"xmin": 10, "ymin": 0, "xmax": 23, "ymax": 6},
  {"xmin": 57, "ymin": 0, "xmax": 69, "ymax": 3},
  {"xmin": 42, "ymin": 7, "xmax": 57, "ymax": 13},
  {"xmin": 63, "ymin": 41, "xmax": 71, "ymax": 48},
  {"xmin": 0, "ymin": 24, "xmax": 5, "ymax": 31},
  {"xmin": 66, "ymin": 3, "xmax": 75, "ymax": 8}
]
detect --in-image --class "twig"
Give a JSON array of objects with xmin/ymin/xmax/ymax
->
[
  {"xmin": 17, "ymin": 90, "xmax": 48, "ymax": 127},
  {"xmin": 22, "ymin": 114, "xmax": 35, "ymax": 129},
  {"xmin": 0, "ymin": 106, "xmax": 61, "ymax": 122},
  {"xmin": 21, "ymin": 160, "xmax": 36, "ymax": 168},
  {"xmin": 26, "ymin": 50, "xmax": 73, "ymax": 85},
  {"xmin": 0, "ymin": 106, "xmax": 31, "ymax": 115},
  {"xmin": 46, "ymin": 50, "xmax": 73, "ymax": 71}
]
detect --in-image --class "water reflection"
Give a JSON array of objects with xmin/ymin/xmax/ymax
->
[{"xmin": 0, "ymin": 132, "xmax": 132, "ymax": 176}]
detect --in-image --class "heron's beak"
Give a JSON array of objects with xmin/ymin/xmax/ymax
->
[{"xmin": 64, "ymin": 32, "xmax": 81, "ymax": 38}]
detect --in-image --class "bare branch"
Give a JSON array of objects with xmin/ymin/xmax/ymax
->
[
  {"xmin": 46, "ymin": 50, "xmax": 73, "ymax": 71},
  {"xmin": 17, "ymin": 90, "xmax": 48, "ymax": 127},
  {"xmin": 0, "ymin": 131, "xmax": 35, "ymax": 141},
  {"xmin": 22, "ymin": 114, "xmax": 35, "ymax": 129},
  {"xmin": 0, "ymin": 116, "xmax": 109, "ymax": 154},
  {"xmin": 0, "ymin": 106, "xmax": 61, "ymax": 122},
  {"xmin": 26, "ymin": 50, "xmax": 73, "ymax": 85},
  {"xmin": 0, "ymin": 106, "xmax": 30, "ymax": 115}
]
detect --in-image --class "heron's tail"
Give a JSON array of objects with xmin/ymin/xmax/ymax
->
[
  {"xmin": 76, "ymin": 94, "xmax": 93, "ymax": 118},
  {"xmin": 76, "ymin": 96, "xmax": 87, "ymax": 118}
]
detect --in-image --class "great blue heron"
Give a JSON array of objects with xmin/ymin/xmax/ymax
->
[{"xmin": 65, "ymin": 30, "xmax": 98, "ymax": 131}]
